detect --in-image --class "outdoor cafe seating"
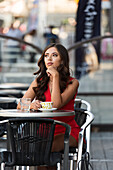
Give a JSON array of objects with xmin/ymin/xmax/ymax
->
[
  {"xmin": 0, "ymin": 97, "xmax": 17, "ymax": 110},
  {"xmin": 0, "ymin": 97, "xmax": 18, "ymax": 138},
  {"xmin": 0, "ymin": 89, "xmax": 23, "ymax": 98},
  {"xmin": 67, "ymin": 99, "xmax": 94, "ymax": 170},
  {"xmin": 0, "ymin": 98, "xmax": 94, "ymax": 170},
  {"xmin": 0, "ymin": 118, "xmax": 71, "ymax": 170}
]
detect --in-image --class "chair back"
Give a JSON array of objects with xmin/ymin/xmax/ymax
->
[
  {"xmin": 7, "ymin": 118, "xmax": 55, "ymax": 166},
  {"xmin": 74, "ymin": 99, "xmax": 90, "ymax": 127},
  {"xmin": 74, "ymin": 108, "xmax": 86, "ymax": 127},
  {"xmin": 0, "ymin": 100, "xmax": 17, "ymax": 109}
]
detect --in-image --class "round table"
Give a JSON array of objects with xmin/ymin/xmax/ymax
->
[
  {"xmin": 0, "ymin": 83, "xmax": 29, "ymax": 90},
  {"xmin": 0, "ymin": 109, "xmax": 75, "ymax": 118},
  {"xmin": 0, "ymin": 109, "xmax": 75, "ymax": 151}
]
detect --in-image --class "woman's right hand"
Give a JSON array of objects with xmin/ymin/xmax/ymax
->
[{"xmin": 30, "ymin": 100, "xmax": 42, "ymax": 110}]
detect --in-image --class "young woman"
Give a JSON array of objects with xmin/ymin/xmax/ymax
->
[{"xmin": 17, "ymin": 43, "xmax": 80, "ymax": 170}]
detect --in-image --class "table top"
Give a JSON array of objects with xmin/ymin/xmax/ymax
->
[
  {"xmin": 0, "ymin": 89, "xmax": 22, "ymax": 94},
  {"xmin": 0, "ymin": 83, "xmax": 29, "ymax": 90},
  {"xmin": 0, "ymin": 97, "xmax": 18, "ymax": 101},
  {"xmin": 0, "ymin": 109, "xmax": 75, "ymax": 118},
  {"xmin": 0, "ymin": 97, "xmax": 19, "ymax": 104}
]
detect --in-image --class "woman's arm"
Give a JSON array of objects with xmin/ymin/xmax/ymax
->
[
  {"xmin": 52, "ymin": 76, "xmax": 79, "ymax": 109},
  {"xmin": 17, "ymin": 79, "xmax": 41, "ymax": 110},
  {"xmin": 47, "ymin": 66, "xmax": 79, "ymax": 109}
]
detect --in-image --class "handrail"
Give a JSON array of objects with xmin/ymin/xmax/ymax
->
[
  {"xmin": 0, "ymin": 33, "xmax": 43, "ymax": 54},
  {"xmin": 0, "ymin": 34, "xmax": 113, "ymax": 54},
  {"xmin": 67, "ymin": 35, "xmax": 113, "ymax": 51}
]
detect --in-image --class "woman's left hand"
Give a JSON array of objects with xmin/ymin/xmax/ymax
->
[{"xmin": 46, "ymin": 66, "xmax": 59, "ymax": 78}]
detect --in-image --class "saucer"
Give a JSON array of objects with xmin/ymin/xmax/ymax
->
[{"xmin": 38, "ymin": 108, "xmax": 57, "ymax": 112}]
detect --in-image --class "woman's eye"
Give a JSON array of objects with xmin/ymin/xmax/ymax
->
[
  {"xmin": 53, "ymin": 54, "xmax": 58, "ymax": 57},
  {"xmin": 44, "ymin": 54, "xmax": 48, "ymax": 58}
]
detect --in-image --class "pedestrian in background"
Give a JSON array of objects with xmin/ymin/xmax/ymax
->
[
  {"xmin": 5, "ymin": 23, "xmax": 23, "ymax": 63},
  {"xmin": 43, "ymin": 25, "xmax": 59, "ymax": 47},
  {"xmin": 23, "ymin": 28, "xmax": 40, "ymax": 62}
]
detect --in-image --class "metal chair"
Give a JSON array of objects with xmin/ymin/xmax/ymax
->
[
  {"xmin": 0, "ymin": 98, "xmax": 17, "ymax": 138},
  {"xmin": 0, "ymin": 117, "xmax": 71, "ymax": 170},
  {"xmin": 0, "ymin": 100, "xmax": 17, "ymax": 109},
  {"xmin": 68, "ymin": 99, "xmax": 94, "ymax": 170}
]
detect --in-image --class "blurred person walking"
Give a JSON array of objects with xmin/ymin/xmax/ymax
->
[
  {"xmin": 23, "ymin": 28, "xmax": 40, "ymax": 63},
  {"xmin": 43, "ymin": 25, "xmax": 59, "ymax": 47},
  {"xmin": 5, "ymin": 23, "xmax": 23, "ymax": 63}
]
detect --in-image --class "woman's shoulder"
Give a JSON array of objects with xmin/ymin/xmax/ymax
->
[
  {"xmin": 30, "ymin": 78, "xmax": 38, "ymax": 87},
  {"xmin": 69, "ymin": 77, "xmax": 79, "ymax": 88},
  {"xmin": 69, "ymin": 76, "xmax": 79, "ymax": 83}
]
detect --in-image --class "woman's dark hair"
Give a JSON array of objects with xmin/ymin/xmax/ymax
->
[{"xmin": 33, "ymin": 43, "xmax": 70, "ymax": 101}]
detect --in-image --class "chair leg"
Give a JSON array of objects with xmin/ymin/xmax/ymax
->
[
  {"xmin": 16, "ymin": 166, "xmax": 20, "ymax": 170},
  {"xmin": 57, "ymin": 162, "xmax": 61, "ymax": 170},
  {"xmin": 22, "ymin": 166, "xmax": 26, "ymax": 170},
  {"xmin": 73, "ymin": 161, "xmax": 77, "ymax": 170},
  {"xmin": 70, "ymin": 160, "xmax": 73, "ymax": 170},
  {"xmin": 1, "ymin": 162, "xmax": 5, "ymax": 170},
  {"xmin": 27, "ymin": 166, "xmax": 30, "ymax": 170}
]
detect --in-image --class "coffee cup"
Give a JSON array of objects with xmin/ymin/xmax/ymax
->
[{"xmin": 41, "ymin": 102, "xmax": 53, "ymax": 109}]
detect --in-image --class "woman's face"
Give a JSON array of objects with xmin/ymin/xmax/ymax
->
[{"xmin": 44, "ymin": 47, "xmax": 62, "ymax": 69}]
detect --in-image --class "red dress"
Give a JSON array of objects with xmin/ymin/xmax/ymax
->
[{"xmin": 44, "ymin": 77, "xmax": 80, "ymax": 142}]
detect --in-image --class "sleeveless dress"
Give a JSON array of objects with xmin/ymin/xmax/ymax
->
[{"xmin": 44, "ymin": 77, "xmax": 80, "ymax": 142}]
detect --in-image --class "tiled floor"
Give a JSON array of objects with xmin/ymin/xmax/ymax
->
[
  {"xmin": 90, "ymin": 132, "xmax": 113, "ymax": 170},
  {"xmin": 0, "ymin": 132, "xmax": 113, "ymax": 170}
]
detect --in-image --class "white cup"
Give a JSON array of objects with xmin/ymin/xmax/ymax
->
[
  {"xmin": 20, "ymin": 98, "xmax": 31, "ymax": 112},
  {"xmin": 41, "ymin": 102, "xmax": 53, "ymax": 109}
]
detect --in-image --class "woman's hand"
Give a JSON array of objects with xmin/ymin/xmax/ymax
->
[
  {"xmin": 46, "ymin": 66, "xmax": 59, "ymax": 78},
  {"xmin": 30, "ymin": 100, "xmax": 42, "ymax": 110}
]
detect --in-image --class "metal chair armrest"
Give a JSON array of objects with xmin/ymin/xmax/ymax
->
[
  {"xmin": 55, "ymin": 120, "xmax": 71, "ymax": 170},
  {"xmin": 0, "ymin": 120, "xmax": 9, "ymax": 124},
  {"xmin": 81, "ymin": 99, "xmax": 91, "ymax": 111},
  {"xmin": 81, "ymin": 110, "xmax": 94, "ymax": 130},
  {"xmin": 77, "ymin": 110, "xmax": 94, "ymax": 170}
]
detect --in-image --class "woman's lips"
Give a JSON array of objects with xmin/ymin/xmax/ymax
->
[{"xmin": 47, "ymin": 62, "xmax": 53, "ymax": 66}]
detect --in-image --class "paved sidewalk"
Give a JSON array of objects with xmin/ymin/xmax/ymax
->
[
  {"xmin": 90, "ymin": 132, "xmax": 113, "ymax": 170},
  {"xmin": 0, "ymin": 132, "xmax": 113, "ymax": 170}
]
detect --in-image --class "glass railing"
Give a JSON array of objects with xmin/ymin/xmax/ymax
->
[{"xmin": 68, "ymin": 35, "xmax": 113, "ymax": 125}]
